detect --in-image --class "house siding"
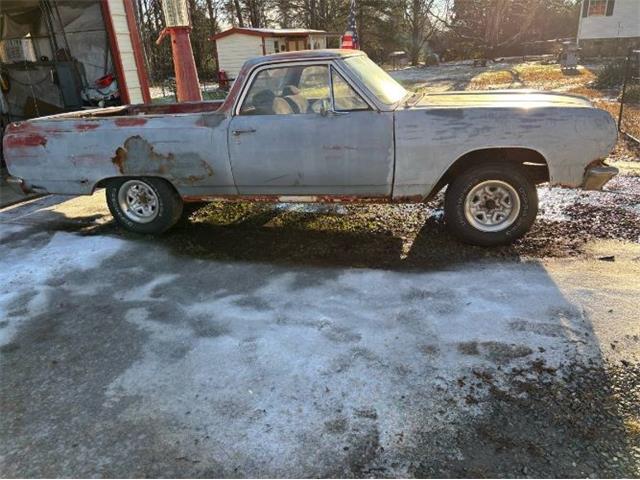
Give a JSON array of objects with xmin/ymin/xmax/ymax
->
[
  {"xmin": 217, "ymin": 34, "xmax": 264, "ymax": 78},
  {"xmin": 309, "ymin": 34, "xmax": 327, "ymax": 49},
  {"xmin": 108, "ymin": 0, "xmax": 144, "ymax": 103},
  {"xmin": 217, "ymin": 32, "xmax": 330, "ymax": 77},
  {"xmin": 578, "ymin": 0, "xmax": 640, "ymax": 40}
]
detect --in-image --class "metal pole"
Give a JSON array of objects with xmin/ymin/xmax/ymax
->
[
  {"xmin": 618, "ymin": 48, "xmax": 631, "ymax": 132},
  {"xmin": 164, "ymin": 26, "xmax": 202, "ymax": 102}
]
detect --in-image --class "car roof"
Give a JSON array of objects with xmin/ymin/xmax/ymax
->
[{"xmin": 244, "ymin": 49, "xmax": 365, "ymax": 68}]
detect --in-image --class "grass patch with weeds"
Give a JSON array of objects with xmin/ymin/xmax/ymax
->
[{"xmin": 468, "ymin": 63, "xmax": 596, "ymax": 90}]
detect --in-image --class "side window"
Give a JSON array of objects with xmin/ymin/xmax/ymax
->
[
  {"xmin": 331, "ymin": 69, "xmax": 369, "ymax": 111},
  {"xmin": 239, "ymin": 64, "xmax": 330, "ymax": 115},
  {"xmin": 298, "ymin": 65, "xmax": 330, "ymax": 102},
  {"xmin": 240, "ymin": 67, "xmax": 287, "ymax": 115}
]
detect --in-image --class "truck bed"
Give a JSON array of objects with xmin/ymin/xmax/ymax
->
[
  {"xmin": 31, "ymin": 100, "xmax": 225, "ymax": 121},
  {"xmin": 2, "ymin": 99, "xmax": 234, "ymax": 197}
]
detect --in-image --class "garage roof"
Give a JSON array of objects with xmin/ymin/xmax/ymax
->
[{"xmin": 211, "ymin": 27, "xmax": 328, "ymax": 41}]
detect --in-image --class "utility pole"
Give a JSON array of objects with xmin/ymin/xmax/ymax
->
[{"xmin": 157, "ymin": 0, "xmax": 202, "ymax": 102}]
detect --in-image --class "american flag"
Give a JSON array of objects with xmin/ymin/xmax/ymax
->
[{"xmin": 345, "ymin": 0, "xmax": 359, "ymax": 49}]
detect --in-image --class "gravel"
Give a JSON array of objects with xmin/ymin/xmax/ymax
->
[{"xmin": 412, "ymin": 360, "xmax": 640, "ymax": 478}]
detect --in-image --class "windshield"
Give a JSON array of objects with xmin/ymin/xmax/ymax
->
[{"xmin": 344, "ymin": 55, "xmax": 408, "ymax": 105}]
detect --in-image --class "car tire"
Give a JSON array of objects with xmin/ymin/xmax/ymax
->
[
  {"xmin": 106, "ymin": 177, "xmax": 183, "ymax": 234},
  {"xmin": 444, "ymin": 163, "xmax": 538, "ymax": 246}
]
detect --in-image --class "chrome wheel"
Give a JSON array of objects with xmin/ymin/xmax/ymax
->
[
  {"xmin": 464, "ymin": 180, "xmax": 521, "ymax": 232},
  {"xmin": 117, "ymin": 180, "xmax": 159, "ymax": 224}
]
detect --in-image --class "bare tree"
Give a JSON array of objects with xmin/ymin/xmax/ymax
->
[
  {"xmin": 205, "ymin": 0, "xmax": 222, "ymax": 33},
  {"xmin": 403, "ymin": 0, "xmax": 438, "ymax": 65},
  {"xmin": 431, "ymin": 0, "xmax": 543, "ymax": 59},
  {"xmin": 484, "ymin": 0, "xmax": 541, "ymax": 55},
  {"xmin": 244, "ymin": 0, "xmax": 267, "ymax": 27},
  {"xmin": 232, "ymin": 0, "xmax": 245, "ymax": 26}
]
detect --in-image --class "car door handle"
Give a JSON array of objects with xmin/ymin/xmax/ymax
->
[{"xmin": 232, "ymin": 128, "xmax": 256, "ymax": 136}]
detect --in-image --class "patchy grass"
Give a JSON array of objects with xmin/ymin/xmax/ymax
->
[
  {"xmin": 468, "ymin": 63, "xmax": 597, "ymax": 91},
  {"xmin": 624, "ymin": 417, "xmax": 640, "ymax": 440},
  {"xmin": 620, "ymin": 105, "xmax": 640, "ymax": 140},
  {"xmin": 468, "ymin": 69, "xmax": 516, "ymax": 87}
]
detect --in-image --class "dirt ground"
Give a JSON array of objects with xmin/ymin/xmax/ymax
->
[{"xmin": 1, "ymin": 58, "xmax": 640, "ymax": 478}]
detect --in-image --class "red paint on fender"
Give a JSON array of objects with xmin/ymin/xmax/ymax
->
[
  {"xmin": 114, "ymin": 118, "xmax": 148, "ymax": 127},
  {"xmin": 75, "ymin": 123, "xmax": 101, "ymax": 132},
  {"xmin": 4, "ymin": 133, "xmax": 47, "ymax": 148}
]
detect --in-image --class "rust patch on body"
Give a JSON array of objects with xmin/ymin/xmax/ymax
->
[
  {"xmin": 112, "ymin": 147, "xmax": 127, "ymax": 174},
  {"xmin": 5, "ymin": 133, "xmax": 47, "ymax": 148},
  {"xmin": 75, "ymin": 123, "xmax": 100, "ymax": 132},
  {"xmin": 111, "ymin": 136, "xmax": 213, "ymax": 184},
  {"xmin": 114, "ymin": 117, "xmax": 148, "ymax": 127}
]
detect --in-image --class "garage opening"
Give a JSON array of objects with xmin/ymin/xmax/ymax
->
[
  {"xmin": 0, "ymin": 0, "xmax": 151, "ymax": 205},
  {"xmin": 0, "ymin": 0, "xmax": 122, "ymax": 123}
]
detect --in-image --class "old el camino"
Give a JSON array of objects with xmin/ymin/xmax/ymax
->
[{"xmin": 3, "ymin": 49, "xmax": 618, "ymax": 245}]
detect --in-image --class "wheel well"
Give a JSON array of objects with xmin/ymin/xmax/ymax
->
[
  {"xmin": 94, "ymin": 177, "xmax": 119, "ymax": 190},
  {"xmin": 93, "ymin": 176, "xmax": 180, "ymax": 194},
  {"xmin": 427, "ymin": 148, "xmax": 550, "ymax": 200}
]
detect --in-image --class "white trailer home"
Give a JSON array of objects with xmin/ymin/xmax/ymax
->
[
  {"xmin": 577, "ymin": 0, "xmax": 640, "ymax": 56},
  {"xmin": 212, "ymin": 27, "xmax": 330, "ymax": 79}
]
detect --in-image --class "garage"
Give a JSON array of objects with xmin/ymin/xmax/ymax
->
[{"xmin": 0, "ymin": 0, "xmax": 151, "ymax": 204}]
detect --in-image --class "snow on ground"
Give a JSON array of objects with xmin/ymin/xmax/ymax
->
[
  {"xmin": 0, "ymin": 212, "xmax": 600, "ymax": 476},
  {"xmin": 2, "ymin": 194, "xmax": 639, "ymax": 476},
  {"xmin": 388, "ymin": 59, "xmax": 528, "ymax": 91},
  {"xmin": 538, "ymin": 179, "xmax": 640, "ymax": 222},
  {"xmin": 0, "ymin": 230, "xmax": 126, "ymax": 346},
  {"xmin": 102, "ymin": 261, "xmax": 595, "ymax": 476},
  {"xmin": 390, "ymin": 60, "xmax": 485, "ymax": 84}
]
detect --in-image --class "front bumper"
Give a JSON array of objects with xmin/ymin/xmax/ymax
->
[{"xmin": 583, "ymin": 163, "xmax": 619, "ymax": 190}]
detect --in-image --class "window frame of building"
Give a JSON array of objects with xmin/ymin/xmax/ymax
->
[{"xmin": 582, "ymin": 0, "xmax": 616, "ymax": 17}]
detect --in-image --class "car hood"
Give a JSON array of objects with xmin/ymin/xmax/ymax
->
[{"xmin": 409, "ymin": 90, "xmax": 593, "ymax": 109}]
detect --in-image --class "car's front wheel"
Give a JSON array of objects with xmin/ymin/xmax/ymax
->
[
  {"xmin": 106, "ymin": 177, "xmax": 183, "ymax": 234},
  {"xmin": 444, "ymin": 163, "xmax": 538, "ymax": 246}
]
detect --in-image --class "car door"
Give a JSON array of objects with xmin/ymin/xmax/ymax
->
[{"xmin": 227, "ymin": 62, "xmax": 394, "ymax": 196}]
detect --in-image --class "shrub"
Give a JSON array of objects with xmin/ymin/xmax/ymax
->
[
  {"xmin": 594, "ymin": 61, "xmax": 626, "ymax": 89},
  {"xmin": 425, "ymin": 53, "xmax": 439, "ymax": 66},
  {"xmin": 622, "ymin": 85, "xmax": 640, "ymax": 104}
]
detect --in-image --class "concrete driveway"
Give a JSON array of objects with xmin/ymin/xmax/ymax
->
[{"xmin": 1, "ymin": 194, "xmax": 639, "ymax": 477}]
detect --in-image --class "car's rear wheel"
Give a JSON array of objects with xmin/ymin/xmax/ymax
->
[
  {"xmin": 444, "ymin": 163, "xmax": 537, "ymax": 246},
  {"xmin": 106, "ymin": 177, "xmax": 183, "ymax": 234}
]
